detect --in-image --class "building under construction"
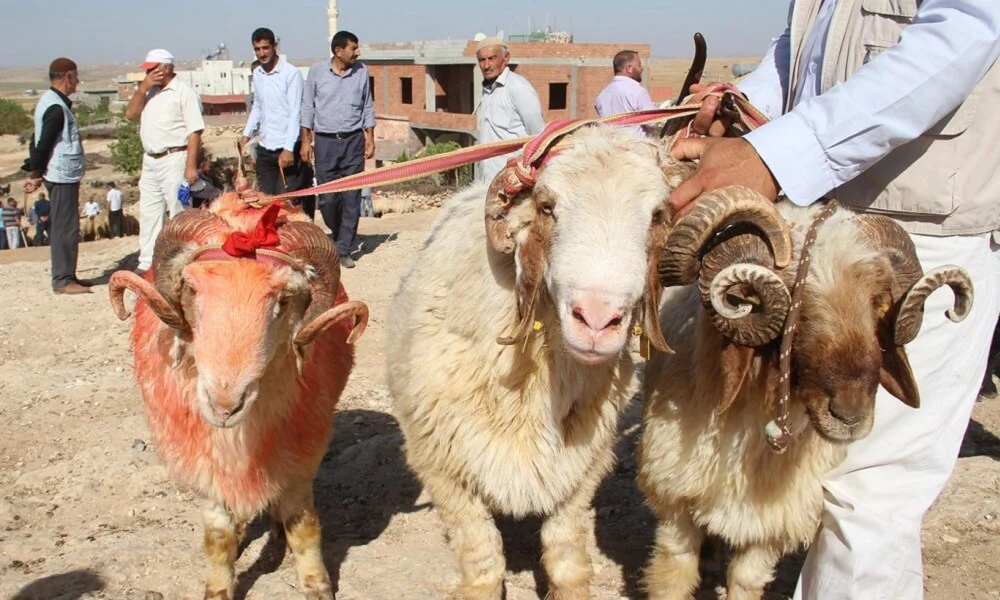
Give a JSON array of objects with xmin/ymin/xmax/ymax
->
[{"xmin": 359, "ymin": 37, "xmax": 656, "ymax": 162}]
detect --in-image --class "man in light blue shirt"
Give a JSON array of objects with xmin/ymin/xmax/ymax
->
[
  {"xmin": 240, "ymin": 28, "xmax": 314, "ymax": 217},
  {"xmin": 668, "ymin": 1, "xmax": 1000, "ymax": 598},
  {"xmin": 300, "ymin": 30, "xmax": 375, "ymax": 269}
]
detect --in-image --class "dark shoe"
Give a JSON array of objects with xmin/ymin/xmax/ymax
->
[
  {"xmin": 74, "ymin": 278, "xmax": 94, "ymax": 287},
  {"xmin": 54, "ymin": 282, "xmax": 92, "ymax": 295},
  {"xmin": 980, "ymin": 375, "xmax": 998, "ymax": 400},
  {"xmin": 339, "ymin": 256, "xmax": 356, "ymax": 269}
]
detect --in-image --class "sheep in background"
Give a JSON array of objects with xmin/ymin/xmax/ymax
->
[
  {"xmin": 637, "ymin": 197, "xmax": 973, "ymax": 600},
  {"xmin": 386, "ymin": 124, "xmax": 791, "ymax": 599},
  {"xmin": 108, "ymin": 195, "xmax": 369, "ymax": 600}
]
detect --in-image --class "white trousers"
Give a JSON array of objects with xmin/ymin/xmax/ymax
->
[
  {"xmin": 5, "ymin": 225, "xmax": 20, "ymax": 249},
  {"xmin": 795, "ymin": 232, "xmax": 1000, "ymax": 600},
  {"xmin": 137, "ymin": 151, "xmax": 187, "ymax": 270}
]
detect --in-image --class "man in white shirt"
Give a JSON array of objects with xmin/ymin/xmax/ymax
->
[
  {"xmin": 125, "ymin": 48, "xmax": 205, "ymax": 273},
  {"xmin": 239, "ymin": 28, "xmax": 315, "ymax": 219},
  {"xmin": 83, "ymin": 198, "xmax": 100, "ymax": 218},
  {"xmin": 106, "ymin": 181, "xmax": 123, "ymax": 238},
  {"xmin": 669, "ymin": 1, "xmax": 1000, "ymax": 598},
  {"xmin": 594, "ymin": 50, "xmax": 656, "ymax": 135},
  {"xmin": 474, "ymin": 37, "xmax": 545, "ymax": 184}
]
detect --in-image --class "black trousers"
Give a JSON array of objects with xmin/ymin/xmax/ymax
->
[
  {"xmin": 314, "ymin": 132, "xmax": 364, "ymax": 257},
  {"xmin": 44, "ymin": 181, "xmax": 80, "ymax": 289},
  {"xmin": 109, "ymin": 209, "xmax": 123, "ymax": 238},
  {"xmin": 255, "ymin": 141, "xmax": 316, "ymax": 220}
]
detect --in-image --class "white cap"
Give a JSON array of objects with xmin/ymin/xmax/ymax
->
[{"xmin": 139, "ymin": 49, "xmax": 175, "ymax": 70}]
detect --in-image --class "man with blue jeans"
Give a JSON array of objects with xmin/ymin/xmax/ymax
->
[
  {"xmin": 300, "ymin": 30, "xmax": 375, "ymax": 269},
  {"xmin": 670, "ymin": 0, "xmax": 1000, "ymax": 597}
]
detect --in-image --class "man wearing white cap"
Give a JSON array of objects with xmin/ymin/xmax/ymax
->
[
  {"xmin": 474, "ymin": 37, "xmax": 545, "ymax": 184},
  {"xmin": 125, "ymin": 48, "xmax": 205, "ymax": 274}
]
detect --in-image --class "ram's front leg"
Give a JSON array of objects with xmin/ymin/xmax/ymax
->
[
  {"xmin": 725, "ymin": 542, "xmax": 782, "ymax": 600},
  {"xmin": 540, "ymin": 491, "xmax": 594, "ymax": 600},
  {"xmin": 202, "ymin": 501, "xmax": 238, "ymax": 600},
  {"xmin": 275, "ymin": 482, "xmax": 334, "ymax": 600},
  {"xmin": 643, "ymin": 499, "xmax": 703, "ymax": 600},
  {"xmin": 423, "ymin": 472, "xmax": 505, "ymax": 600}
]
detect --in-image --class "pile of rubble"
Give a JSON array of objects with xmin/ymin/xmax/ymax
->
[{"xmin": 371, "ymin": 186, "xmax": 454, "ymax": 216}]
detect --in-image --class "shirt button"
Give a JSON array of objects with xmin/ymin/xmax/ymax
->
[{"xmin": 808, "ymin": 62, "xmax": 818, "ymax": 74}]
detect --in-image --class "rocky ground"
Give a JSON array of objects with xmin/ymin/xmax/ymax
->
[{"xmin": 0, "ymin": 199, "xmax": 999, "ymax": 600}]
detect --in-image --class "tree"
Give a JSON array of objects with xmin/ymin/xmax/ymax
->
[
  {"xmin": 0, "ymin": 99, "xmax": 32, "ymax": 136},
  {"xmin": 110, "ymin": 119, "xmax": 143, "ymax": 175}
]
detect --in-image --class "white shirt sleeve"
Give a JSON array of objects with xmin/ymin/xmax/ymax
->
[{"xmin": 744, "ymin": 0, "xmax": 1000, "ymax": 206}]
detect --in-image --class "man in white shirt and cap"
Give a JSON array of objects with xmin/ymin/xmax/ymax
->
[
  {"xmin": 474, "ymin": 37, "xmax": 545, "ymax": 184},
  {"xmin": 125, "ymin": 48, "xmax": 205, "ymax": 274}
]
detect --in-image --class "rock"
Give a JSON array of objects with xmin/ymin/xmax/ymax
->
[
  {"xmin": 942, "ymin": 534, "xmax": 960, "ymax": 544},
  {"xmin": 131, "ymin": 439, "xmax": 146, "ymax": 452}
]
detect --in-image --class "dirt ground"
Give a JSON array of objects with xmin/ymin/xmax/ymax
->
[{"xmin": 0, "ymin": 202, "xmax": 999, "ymax": 600}]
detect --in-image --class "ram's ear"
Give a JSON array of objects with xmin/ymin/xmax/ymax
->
[{"xmin": 717, "ymin": 341, "xmax": 755, "ymax": 414}]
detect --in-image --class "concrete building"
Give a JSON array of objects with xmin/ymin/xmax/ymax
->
[{"xmin": 359, "ymin": 38, "xmax": 654, "ymax": 161}]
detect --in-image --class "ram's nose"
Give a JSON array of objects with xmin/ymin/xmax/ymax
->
[
  {"xmin": 571, "ymin": 295, "xmax": 625, "ymax": 334},
  {"xmin": 200, "ymin": 379, "xmax": 259, "ymax": 426}
]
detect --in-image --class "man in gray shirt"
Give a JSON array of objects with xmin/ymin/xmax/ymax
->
[
  {"xmin": 474, "ymin": 37, "xmax": 545, "ymax": 184},
  {"xmin": 300, "ymin": 30, "xmax": 375, "ymax": 269}
]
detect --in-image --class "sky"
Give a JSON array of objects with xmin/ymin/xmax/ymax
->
[{"xmin": 0, "ymin": 0, "xmax": 787, "ymax": 69}]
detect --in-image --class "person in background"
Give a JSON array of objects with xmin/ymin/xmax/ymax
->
[
  {"xmin": 106, "ymin": 181, "xmax": 123, "ymax": 238},
  {"xmin": 474, "ymin": 37, "xmax": 545, "ymax": 184},
  {"xmin": 32, "ymin": 193, "xmax": 51, "ymax": 246},
  {"xmin": 21, "ymin": 57, "xmax": 90, "ymax": 293},
  {"xmin": 300, "ymin": 30, "xmax": 375, "ymax": 268},
  {"xmin": 2, "ymin": 198, "xmax": 23, "ymax": 249},
  {"xmin": 594, "ymin": 49, "xmax": 656, "ymax": 134},
  {"xmin": 239, "ymin": 28, "xmax": 315, "ymax": 219},
  {"xmin": 125, "ymin": 48, "xmax": 204, "ymax": 275}
]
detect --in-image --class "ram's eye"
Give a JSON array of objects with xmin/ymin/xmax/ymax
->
[{"xmin": 539, "ymin": 201, "xmax": 555, "ymax": 216}]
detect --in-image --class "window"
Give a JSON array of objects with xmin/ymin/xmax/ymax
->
[
  {"xmin": 368, "ymin": 76, "xmax": 375, "ymax": 100},
  {"xmin": 401, "ymin": 77, "xmax": 413, "ymax": 105},
  {"xmin": 549, "ymin": 83, "xmax": 568, "ymax": 110}
]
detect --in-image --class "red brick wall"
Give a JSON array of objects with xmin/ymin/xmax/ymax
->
[{"xmin": 367, "ymin": 64, "xmax": 427, "ymax": 118}]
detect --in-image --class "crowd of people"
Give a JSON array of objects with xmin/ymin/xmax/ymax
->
[{"xmin": 8, "ymin": 3, "xmax": 1000, "ymax": 596}]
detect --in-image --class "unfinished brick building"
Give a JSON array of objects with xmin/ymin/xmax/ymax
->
[{"xmin": 359, "ymin": 39, "xmax": 654, "ymax": 162}]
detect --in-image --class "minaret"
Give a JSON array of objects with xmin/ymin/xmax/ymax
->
[{"xmin": 327, "ymin": 0, "xmax": 339, "ymax": 47}]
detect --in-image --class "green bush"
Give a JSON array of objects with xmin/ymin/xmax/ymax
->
[
  {"xmin": 418, "ymin": 140, "xmax": 471, "ymax": 187},
  {"xmin": 0, "ymin": 99, "xmax": 32, "ymax": 136},
  {"xmin": 109, "ymin": 119, "xmax": 143, "ymax": 175}
]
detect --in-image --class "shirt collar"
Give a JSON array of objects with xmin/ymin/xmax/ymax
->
[
  {"xmin": 483, "ymin": 66, "xmax": 511, "ymax": 91},
  {"xmin": 329, "ymin": 60, "xmax": 358, "ymax": 78},
  {"xmin": 50, "ymin": 87, "xmax": 73, "ymax": 108},
  {"xmin": 612, "ymin": 75, "xmax": 640, "ymax": 85},
  {"xmin": 256, "ymin": 55, "xmax": 287, "ymax": 76}
]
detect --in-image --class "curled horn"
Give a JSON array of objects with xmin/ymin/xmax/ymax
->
[
  {"xmin": 894, "ymin": 266, "xmax": 974, "ymax": 346},
  {"xmin": 658, "ymin": 186, "xmax": 791, "ymax": 287},
  {"xmin": 659, "ymin": 186, "xmax": 792, "ymax": 346},
  {"xmin": 484, "ymin": 173, "xmax": 526, "ymax": 255},
  {"xmin": 109, "ymin": 271, "xmax": 187, "ymax": 331},
  {"xmin": 852, "ymin": 215, "xmax": 973, "ymax": 345},
  {"xmin": 853, "ymin": 215, "xmax": 923, "ymax": 302},
  {"xmin": 277, "ymin": 220, "xmax": 341, "ymax": 321},
  {"xmin": 294, "ymin": 300, "xmax": 369, "ymax": 347},
  {"xmin": 152, "ymin": 209, "xmax": 232, "ymax": 307},
  {"xmin": 705, "ymin": 261, "xmax": 791, "ymax": 347}
]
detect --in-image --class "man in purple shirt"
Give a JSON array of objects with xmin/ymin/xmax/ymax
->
[{"xmin": 594, "ymin": 50, "xmax": 656, "ymax": 127}]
